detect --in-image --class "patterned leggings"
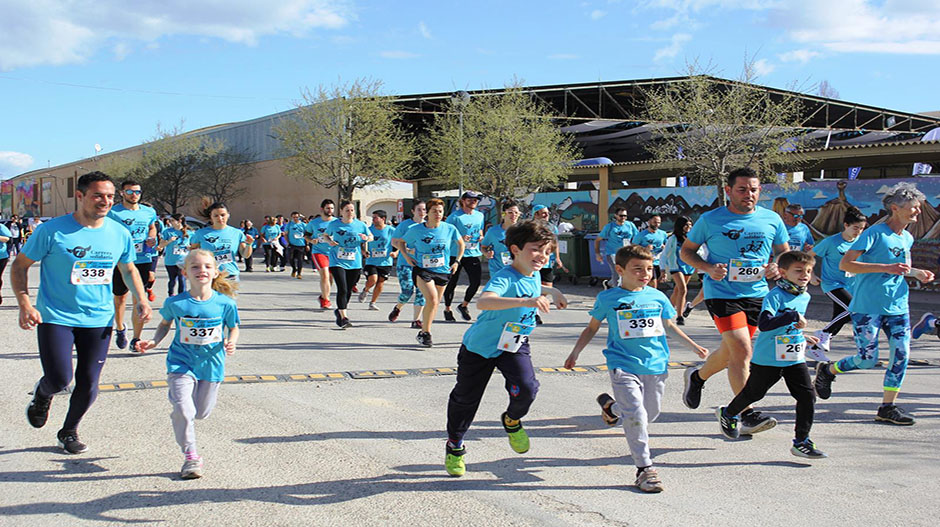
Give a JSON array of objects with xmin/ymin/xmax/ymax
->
[
  {"xmin": 835, "ymin": 312, "xmax": 910, "ymax": 391},
  {"xmin": 396, "ymin": 265, "xmax": 426, "ymax": 306}
]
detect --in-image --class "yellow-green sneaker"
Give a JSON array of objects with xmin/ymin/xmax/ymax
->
[
  {"xmin": 501, "ymin": 412, "xmax": 530, "ymax": 454},
  {"xmin": 445, "ymin": 444, "xmax": 466, "ymax": 477}
]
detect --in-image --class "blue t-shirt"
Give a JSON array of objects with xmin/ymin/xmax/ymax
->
[
  {"xmin": 107, "ymin": 203, "xmax": 158, "ymax": 265},
  {"xmin": 392, "ymin": 219, "xmax": 419, "ymax": 268},
  {"xmin": 632, "ymin": 228, "xmax": 668, "ymax": 265},
  {"xmin": 589, "ymin": 286, "xmax": 676, "ymax": 375},
  {"xmin": 847, "ymin": 223, "xmax": 913, "ymax": 315},
  {"xmin": 599, "ymin": 220, "xmax": 639, "ymax": 257},
  {"xmin": 668, "ymin": 234, "xmax": 695, "ymax": 275},
  {"xmin": 447, "ymin": 209, "xmax": 485, "ymax": 258},
  {"xmin": 461, "ymin": 266, "xmax": 541, "ymax": 358},
  {"xmin": 752, "ymin": 287, "xmax": 811, "ymax": 367},
  {"xmin": 22, "ymin": 214, "xmax": 134, "ymax": 327},
  {"xmin": 786, "ymin": 222, "xmax": 813, "ymax": 250},
  {"xmin": 260, "ymin": 224, "xmax": 281, "ymax": 245},
  {"xmin": 190, "ymin": 226, "xmax": 246, "ymax": 279},
  {"xmin": 546, "ymin": 223, "xmax": 559, "ymax": 266},
  {"xmin": 0, "ymin": 223, "xmax": 11, "ymax": 259},
  {"xmin": 286, "ymin": 221, "xmax": 308, "ymax": 247},
  {"xmin": 161, "ymin": 291, "xmax": 239, "ymax": 382},
  {"xmin": 686, "ymin": 206, "xmax": 788, "ymax": 300},
  {"xmin": 305, "ymin": 217, "xmax": 336, "ymax": 255},
  {"xmin": 161, "ymin": 228, "xmax": 191, "ymax": 267},
  {"xmin": 244, "ymin": 227, "xmax": 259, "ymax": 249},
  {"xmin": 326, "ymin": 219, "xmax": 369, "ymax": 269},
  {"xmin": 482, "ymin": 224, "xmax": 512, "ymax": 275},
  {"xmin": 812, "ymin": 232, "xmax": 856, "ymax": 294},
  {"xmin": 366, "ymin": 224, "xmax": 394, "ymax": 267},
  {"xmin": 402, "ymin": 221, "xmax": 461, "ymax": 274}
]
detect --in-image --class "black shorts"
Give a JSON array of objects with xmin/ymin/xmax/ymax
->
[
  {"xmin": 704, "ymin": 297, "xmax": 762, "ymax": 332},
  {"xmin": 653, "ymin": 265, "xmax": 661, "ymax": 279},
  {"xmin": 112, "ymin": 262, "xmax": 154, "ymax": 296},
  {"xmin": 413, "ymin": 266, "xmax": 451, "ymax": 287},
  {"xmin": 364, "ymin": 265, "xmax": 392, "ymax": 279},
  {"xmin": 539, "ymin": 267, "xmax": 555, "ymax": 283}
]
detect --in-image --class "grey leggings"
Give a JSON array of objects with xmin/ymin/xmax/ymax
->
[
  {"xmin": 605, "ymin": 254, "xmax": 621, "ymax": 288},
  {"xmin": 168, "ymin": 373, "xmax": 220, "ymax": 455}
]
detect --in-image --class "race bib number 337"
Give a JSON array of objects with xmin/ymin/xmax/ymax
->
[{"xmin": 180, "ymin": 317, "xmax": 223, "ymax": 346}]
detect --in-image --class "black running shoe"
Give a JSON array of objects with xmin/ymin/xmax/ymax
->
[
  {"xmin": 443, "ymin": 310, "xmax": 456, "ymax": 322},
  {"xmin": 682, "ymin": 367, "xmax": 704, "ymax": 409},
  {"xmin": 875, "ymin": 404, "xmax": 916, "ymax": 426},
  {"xmin": 410, "ymin": 320, "xmax": 422, "ymax": 329},
  {"xmin": 740, "ymin": 410, "xmax": 777, "ymax": 435},
  {"xmin": 682, "ymin": 302, "xmax": 693, "ymax": 318},
  {"xmin": 388, "ymin": 306, "xmax": 401, "ymax": 322},
  {"xmin": 457, "ymin": 305, "xmax": 472, "ymax": 321},
  {"xmin": 341, "ymin": 318, "xmax": 352, "ymax": 329},
  {"xmin": 129, "ymin": 338, "xmax": 142, "ymax": 354},
  {"xmin": 814, "ymin": 361, "xmax": 836, "ymax": 399},
  {"xmin": 114, "ymin": 327, "xmax": 128, "ymax": 349},
  {"xmin": 535, "ymin": 314, "xmax": 543, "ymax": 325},
  {"xmin": 26, "ymin": 381, "xmax": 52, "ymax": 429},
  {"xmin": 716, "ymin": 406, "xmax": 740, "ymax": 439},
  {"xmin": 57, "ymin": 430, "xmax": 88, "ymax": 454},
  {"xmin": 334, "ymin": 309, "xmax": 343, "ymax": 328},
  {"xmin": 596, "ymin": 393, "xmax": 620, "ymax": 426},
  {"xmin": 791, "ymin": 438, "xmax": 828, "ymax": 459},
  {"xmin": 676, "ymin": 316, "xmax": 685, "ymax": 326},
  {"xmin": 416, "ymin": 331, "xmax": 433, "ymax": 347}
]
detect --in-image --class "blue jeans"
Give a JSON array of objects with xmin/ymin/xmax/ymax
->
[{"xmin": 835, "ymin": 312, "xmax": 910, "ymax": 391}]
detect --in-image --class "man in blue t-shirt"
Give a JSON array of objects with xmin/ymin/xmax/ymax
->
[
  {"xmin": 285, "ymin": 212, "xmax": 308, "ymax": 279},
  {"xmin": 783, "ymin": 204, "xmax": 814, "ymax": 252},
  {"xmin": 304, "ymin": 199, "xmax": 337, "ymax": 309},
  {"xmin": 595, "ymin": 206, "xmax": 639, "ymax": 289},
  {"xmin": 15, "ymin": 172, "xmax": 152, "ymax": 455},
  {"xmin": 242, "ymin": 220, "xmax": 259, "ymax": 272},
  {"xmin": 632, "ymin": 214, "xmax": 668, "ymax": 289},
  {"xmin": 679, "ymin": 167, "xmax": 790, "ymax": 436},
  {"xmin": 107, "ymin": 179, "xmax": 159, "ymax": 351},
  {"xmin": 442, "ymin": 191, "xmax": 486, "ymax": 322}
]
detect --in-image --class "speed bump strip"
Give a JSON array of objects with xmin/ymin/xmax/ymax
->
[{"xmin": 97, "ymin": 359, "xmax": 937, "ymax": 392}]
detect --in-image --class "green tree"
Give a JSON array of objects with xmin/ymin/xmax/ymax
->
[
  {"xmin": 425, "ymin": 86, "xmax": 581, "ymax": 199},
  {"xmin": 273, "ymin": 78, "xmax": 417, "ymax": 201},
  {"xmin": 641, "ymin": 60, "xmax": 809, "ymax": 206}
]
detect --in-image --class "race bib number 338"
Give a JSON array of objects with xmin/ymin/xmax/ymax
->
[{"xmin": 70, "ymin": 261, "xmax": 112, "ymax": 285}]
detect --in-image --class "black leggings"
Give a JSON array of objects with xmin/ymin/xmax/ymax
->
[
  {"xmin": 727, "ymin": 362, "xmax": 815, "ymax": 441},
  {"xmin": 443, "ymin": 256, "xmax": 482, "ymax": 307},
  {"xmin": 0, "ymin": 257, "xmax": 7, "ymax": 292},
  {"xmin": 289, "ymin": 246, "xmax": 306, "ymax": 274},
  {"xmin": 262, "ymin": 245, "xmax": 276, "ymax": 267},
  {"xmin": 822, "ymin": 287, "xmax": 852, "ymax": 336},
  {"xmin": 36, "ymin": 324, "xmax": 112, "ymax": 432},
  {"xmin": 166, "ymin": 265, "xmax": 185, "ymax": 296},
  {"xmin": 330, "ymin": 267, "xmax": 362, "ymax": 310}
]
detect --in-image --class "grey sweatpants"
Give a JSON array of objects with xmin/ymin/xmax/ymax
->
[
  {"xmin": 608, "ymin": 369, "xmax": 668, "ymax": 468},
  {"xmin": 605, "ymin": 254, "xmax": 621, "ymax": 288},
  {"xmin": 168, "ymin": 373, "xmax": 221, "ymax": 455}
]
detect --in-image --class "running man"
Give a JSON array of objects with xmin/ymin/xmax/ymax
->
[
  {"xmin": 632, "ymin": 214, "xmax": 668, "ymax": 289},
  {"xmin": 107, "ymin": 179, "xmax": 158, "ymax": 351},
  {"xmin": 305, "ymin": 199, "xmax": 337, "ymax": 309},
  {"xmin": 595, "ymin": 207, "xmax": 638, "ymax": 289},
  {"xmin": 783, "ymin": 204, "xmax": 814, "ymax": 252},
  {"xmin": 814, "ymin": 182, "xmax": 935, "ymax": 425},
  {"xmin": 443, "ymin": 191, "xmax": 485, "ymax": 322},
  {"xmin": 285, "ymin": 212, "xmax": 308, "ymax": 279},
  {"xmin": 388, "ymin": 200, "xmax": 426, "ymax": 328},
  {"xmin": 679, "ymin": 167, "xmax": 790, "ymax": 435},
  {"xmin": 16, "ymin": 171, "xmax": 152, "ymax": 454},
  {"xmin": 360, "ymin": 210, "xmax": 396, "ymax": 310},
  {"xmin": 259, "ymin": 216, "xmax": 282, "ymax": 273}
]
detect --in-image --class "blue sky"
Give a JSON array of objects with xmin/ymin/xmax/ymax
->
[{"xmin": 2, "ymin": 0, "xmax": 939, "ymax": 178}]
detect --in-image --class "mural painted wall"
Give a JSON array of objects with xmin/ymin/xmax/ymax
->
[
  {"xmin": 1, "ymin": 181, "xmax": 12, "ymax": 218},
  {"xmin": 15, "ymin": 179, "xmax": 39, "ymax": 217}
]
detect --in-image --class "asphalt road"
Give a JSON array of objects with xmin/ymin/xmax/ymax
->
[{"xmin": 1, "ymin": 261, "xmax": 939, "ymax": 526}]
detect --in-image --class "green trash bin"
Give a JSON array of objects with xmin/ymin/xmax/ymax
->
[{"xmin": 557, "ymin": 232, "xmax": 589, "ymax": 284}]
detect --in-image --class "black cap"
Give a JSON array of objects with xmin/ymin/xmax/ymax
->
[{"xmin": 461, "ymin": 190, "xmax": 482, "ymax": 200}]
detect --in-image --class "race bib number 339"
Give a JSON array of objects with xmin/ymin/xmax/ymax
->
[{"xmin": 616, "ymin": 308, "xmax": 664, "ymax": 339}]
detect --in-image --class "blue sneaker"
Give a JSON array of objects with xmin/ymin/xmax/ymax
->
[
  {"xmin": 114, "ymin": 327, "xmax": 128, "ymax": 349},
  {"xmin": 912, "ymin": 312, "xmax": 936, "ymax": 340}
]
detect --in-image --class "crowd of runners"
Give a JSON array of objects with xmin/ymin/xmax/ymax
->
[{"xmin": 7, "ymin": 168, "xmax": 937, "ymax": 491}]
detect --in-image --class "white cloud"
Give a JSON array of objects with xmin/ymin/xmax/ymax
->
[
  {"xmin": 379, "ymin": 50, "xmax": 418, "ymax": 59},
  {"xmin": 590, "ymin": 9, "xmax": 607, "ymax": 20},
  {"xmin": 549, "ymin": 53, "xmax": 580, "ymax": 60},
  {"xmin": 419, "ymin": 21, "xmax": 432, "ymax": 39},
  {"xmin": 0, "ymin": 151, "xmax": 35, "ymax": 177},
  {"xmin": 0, "ymin": 0, "xmax": 353, "ymax": 70},
  {"xmin": 653, "ymin": 33, "xmax": 691, "ymax": 61},
  {"xmin": 752, "ymin": 58, "xmax": 775, "ymax": 76},
  {"xmin": 112, "ymin": 42, "xmax": 131, "ymax": 61},
  {"xmin": 778, "ymin": 49, "xmax": 819, "ymax": 63}
]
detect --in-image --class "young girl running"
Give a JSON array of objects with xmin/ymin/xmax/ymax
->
[
  {"xmin": 137, "ymin": 249, "xmax": 240, "ymax": 479},
  {"xmin": 158, "ymin": 214, "xmax": 191, "ymax": 296}
]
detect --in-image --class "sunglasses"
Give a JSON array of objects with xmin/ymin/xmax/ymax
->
[
  {"xmin": 791, "ymin": 213, "xmax": 804, "ymax": 219},
  {"xmin": 123, "ymin": 189, "xmax": 142, "ymax": 195},
  {"xmin": 617, "ymin": 214, "xmax": 629, "ymax": 218}
]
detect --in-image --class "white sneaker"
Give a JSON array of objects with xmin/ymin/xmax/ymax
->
[
  {"xmin": 813, "ymin": 330, "xmax": 831, "ymax": 352},
  {"xmin": 368, "ymin": 302, "xmax": 379, "ymax": 311}
]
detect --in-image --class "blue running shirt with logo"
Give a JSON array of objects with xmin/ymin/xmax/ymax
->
[
  {"xmin": 286, "ymin": 221, "xmax": 308, "ymax": 247},
  {"xmin": 366, "ymin": 224, "xmax": 395, "ymax": 267},
  {"xmin": 108, "ymin": 203, "xmax": 158, "ymax": 265},
  {"xmin": 812, "ymin": 232, "xmax": 856, "ymax": 294},
  {"xmin": 462, "ymin": 266, "xmax": 540, "ymax": 358},
  {"xmin": 402, "ymin": 222, "xmax": 461, "ymax": 274},
  {"xmin": 599, "ymin": 220, "xmax": 639, "ymax": 257},
  {"xmin": 686, "ymin": 206, "xmax": 788, "ymax": 299},
  {"xmin": 160, "ymin": 291, "xmax": 239, "ymax": 382},
  {"xmin": 326, "ymin": 219, "xmax": 369, "ymax": 269},
  {"xmin": 786, "ymin": 222, "xmax": 813, "ymax": 250},
  {"xmin": 589, "ymin": 286, "xmax": 676, "ymax": 375},
  {"xmin": 482, "ymin": 224, "xmax": 512, "ymax": 275},
  {"xmin": 161, "ymin": 228, "xmax": 191, "ymax": 268},
  {"xmin": 632, "ymin": 228, "xmax": 668, "ymax": 265},
  {"xmin": 0, "ymin": 223, "xmax": 11, "ymax": 259},
  {"xmin": 847, "ymin": 223, "xmax": 913, "ymax": 315},
  {"xmin": 260, "ymin": 224, "xmax": 281, "ymax": 246},
  {"xmin": 22, "ymin": 214, "xmax": 135, "ymax": 327},
  {"xmin": 305, "ymin": 217, "xmax": 336, "ymax": 255},
  {"xmin": 392, "ymin": 219, "xmax": 419, "ymax": 269},
  {"xmin": 190, "ymin": 226, "xmax": 246, "ymax": 279},
  {"xmin": 446, "ymin": 209, "xmax": 485, "ymax": 258},
  {"xmin": 752, "ymin": 287, "xmax": 811, "ymax": 367}
]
